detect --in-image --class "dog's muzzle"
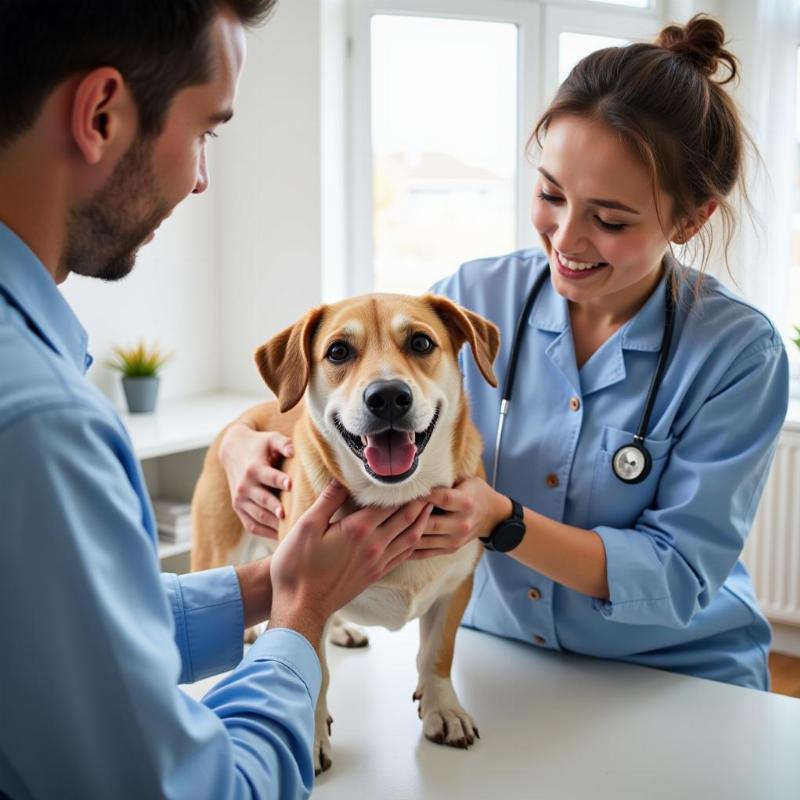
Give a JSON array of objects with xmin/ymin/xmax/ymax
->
[{"xmin": 334, "ymin": 396, "xmax": 441, "ymax": 484}]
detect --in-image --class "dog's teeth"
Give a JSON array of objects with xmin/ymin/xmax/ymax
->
[
  {"xmin": 360, "ymin": 435, "xmax": 368, "ymax": 446},
  {"xmin": 407, "ymin": 431, "xmax": 415, "ymax": 443}
]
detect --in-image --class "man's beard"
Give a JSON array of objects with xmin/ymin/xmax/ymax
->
[{"xmin": 62, "ymin": 138, "xmax": 170, "ymax": 282}]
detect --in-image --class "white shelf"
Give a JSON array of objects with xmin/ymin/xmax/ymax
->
[
  {"xmin": 122, "ymin": 392, "xmax": 268, "ymax": 459},
  {"xmin": 157, "ymin": 540, "xmax": 193, "ymax": 560}
]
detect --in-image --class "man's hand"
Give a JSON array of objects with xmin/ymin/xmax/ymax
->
[
  {"xmin": 410, "ymin": 477, "xmax": 511, "ymax": 559},
  {"xmin": 269, "ymin": 480, "xmax": 433, "ymax": 650},
  {"xmin": 219, "ymin": 422, "xmax": 293, "ymax": 538}
]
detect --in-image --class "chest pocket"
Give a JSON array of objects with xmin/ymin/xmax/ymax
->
[{"xmin": 588, "ymin": 425, "xmax": 675, "ymax": 529}]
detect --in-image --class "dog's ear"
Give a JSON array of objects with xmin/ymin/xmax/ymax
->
[
  {"xmin": 254, "ymin": 306, "xmax": 327, "ymax": 412},
  {"xmin": 425, "ymin": 295, "xmax": 500, "ymax": 387}
]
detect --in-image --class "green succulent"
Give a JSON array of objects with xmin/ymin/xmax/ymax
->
[
  {"xmin": 793, "ymin": 325, "xmax": 800, "ymax": 353},
  {"xmin": 108, "ymin": 342, "xmax": 171, "ymax": 378}
]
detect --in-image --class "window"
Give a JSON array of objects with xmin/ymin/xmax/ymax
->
[
  {"xmin": 346, "ymin": 1, "xmax": 662, "ymax": 296},
  {"xmin": 791, "ymin": 46, "xmax": 800, "ymax": 351},
  {"xmin": 370, "ymin": 15, "xmax": 518, "ymax": 294},
  {"xmin": 588, "ymin": 0, "xmax": 650, "ymax": 7},
  {"xmin": 558, "ymin": 32, "xmax": 628, "ymax": 82}
]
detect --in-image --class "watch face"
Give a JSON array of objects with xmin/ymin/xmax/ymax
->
[{"xmin": 493, "ymin": 520, "xmax": 526, "ymax": 552}]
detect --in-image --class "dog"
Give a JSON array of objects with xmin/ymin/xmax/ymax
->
[{"xmin": 191, "ymin": 292, "xmax": 500, "ymax": 773}]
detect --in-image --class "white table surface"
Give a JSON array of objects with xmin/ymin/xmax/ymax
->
[{"xmin": 184, "ymin": 623, "xmax": 800, "ymax": 800}]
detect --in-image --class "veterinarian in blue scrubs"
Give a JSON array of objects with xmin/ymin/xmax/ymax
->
[
  {"xmin": 415, "ymin": 16, "xmax": 789, "ymax": 689},
  {"xmin": 223, "ymin": 16, "xmax": 789, "ymax": 691}
]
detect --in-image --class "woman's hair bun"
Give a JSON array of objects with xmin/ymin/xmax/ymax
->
[{"xmin": 655, "ymin": 14, "xmax": 738, "ymax": 84}]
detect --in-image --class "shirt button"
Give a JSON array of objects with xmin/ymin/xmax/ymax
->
[
  {"xmin": 533, "ymin": 635, "xmax": 546, "ymax": 645},
  {"xmin": 546, "ymin": 473, "xmax": 559, "ymax": 488},
  {"xmin": 569, "ymin": 396, "xmax": 581, "ymax": 411},
  {"xmin": 528, "ymin": 587, "xmax": 541, "ymax": 601}
]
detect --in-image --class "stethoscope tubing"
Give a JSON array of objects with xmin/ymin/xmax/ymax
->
[{"xmin": 491, "ymin": 266, "xmax": 676, "ymax": 489}]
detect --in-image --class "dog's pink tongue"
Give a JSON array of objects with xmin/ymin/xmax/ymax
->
[{"xmin": 364, "ymin": 430, "xmax": 417, "ymax": 476}]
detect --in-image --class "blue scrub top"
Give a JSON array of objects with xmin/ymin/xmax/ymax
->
[{"xmin": 432, "ymin": 249, "xmax": 789, "ymax": 689}]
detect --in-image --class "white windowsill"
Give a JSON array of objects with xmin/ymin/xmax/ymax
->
[
  {"xmin": 157, "ymin": 540, "xmax": 193, "ymax": 560},
  {"xmin": 121, "ymin": 392, "xmax": 268, "ymax": 460}
]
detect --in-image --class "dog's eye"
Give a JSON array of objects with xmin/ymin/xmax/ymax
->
[
  {"xmin": 326, "ymin": 341, "xmax": 353, "ymax": 363},
  {"xmin": 409, "ymin": 333, "xmax": 434, "ymax": 354}
]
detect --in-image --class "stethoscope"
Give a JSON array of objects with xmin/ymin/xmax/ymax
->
[{"xmin": 491, "ymin": 267, "xmax": 676, "ymax": 488}]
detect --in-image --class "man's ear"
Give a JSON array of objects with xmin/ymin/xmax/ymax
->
[
  {"xmin": 71, "ymin": 67, "xmax": 135, "ymax": 166},
  {"xmin": 671, "ymin": 198, "xmax": 718, "ymax": 244},
  {"xmin": 425, "ymin": 295, "xmax": 500, "ymax": 387},
  {"xmin": 254, "ymin": 306, "xmax": 327, "ymax": 412}
]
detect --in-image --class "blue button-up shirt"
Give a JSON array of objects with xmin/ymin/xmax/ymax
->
[
  {"xmin": 433, "ymin": 249, "xmax": 789, "ymax": 689},
  {"xmin": 0, "ymin": 223, "xmax": 321, "ymax": 799}
]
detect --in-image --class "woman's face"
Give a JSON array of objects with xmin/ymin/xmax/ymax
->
[{"xmin": 531, "ymin": 114, "xmax": 677, "ymax": 311}]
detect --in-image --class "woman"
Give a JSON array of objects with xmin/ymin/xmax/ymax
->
[{"xmin": 220, "ymin": 15, "xmax": 788, "ymax": 689}]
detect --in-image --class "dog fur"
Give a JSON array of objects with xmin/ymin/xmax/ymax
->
[{"xmin": 191, "ymin": 292, "xmax": 499, "ymax": 773}]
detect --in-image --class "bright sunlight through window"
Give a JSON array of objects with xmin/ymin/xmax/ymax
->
[
  {"xmin": 558, "ymin": 32, "xmax": 629, "ymax": 83},
  {"xmin": 370, "ymin": 15, "xmax": 518, "ymax": 294},
  {"xmin": 791, "ymin": 47, "xmax": 800, "ymax": 350},
  {"xmin": 587, "ymin": 0, "xmax": 649, "ymax": 7}
]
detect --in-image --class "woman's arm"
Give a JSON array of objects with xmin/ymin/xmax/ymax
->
[
  {"xmin": 415, "ymin": 478, "xmax": 610, "ymax": 600},
  {"xmin": 418, "ymin": 339, "xmax": 788, "ymax": 626}
]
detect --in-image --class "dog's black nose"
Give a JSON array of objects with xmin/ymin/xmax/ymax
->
[{"xmin": 364, "ymin": 379, "xmax": 413, "ymax": 422}]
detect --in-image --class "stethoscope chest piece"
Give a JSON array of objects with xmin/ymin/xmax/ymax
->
[{"xmin": 612, "ymin": 442, "xmax": 652, "ymax": 484}]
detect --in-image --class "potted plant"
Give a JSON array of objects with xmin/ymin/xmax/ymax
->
[{"xmin": 109, "ymin": 341, "xmax": 171, "ymax": 414}]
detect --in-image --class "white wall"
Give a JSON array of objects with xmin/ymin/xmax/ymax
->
[{"xmin": 217, "ymin": 0, "xmax": 324, "ymax": 396}]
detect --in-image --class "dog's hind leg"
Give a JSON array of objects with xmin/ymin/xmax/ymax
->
[{"xmin": 412, "ymin": 574, "xmax": 478, "ymax": 749}]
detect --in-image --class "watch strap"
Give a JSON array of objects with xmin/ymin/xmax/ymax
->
[{"xmin": 480, "ymin": 497, "xmax": 524, "ymax": 552}]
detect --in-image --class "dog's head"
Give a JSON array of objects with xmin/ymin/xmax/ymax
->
[{"xmin": 254, "ymin": 294, "xmax": 499, "ymax": 504}]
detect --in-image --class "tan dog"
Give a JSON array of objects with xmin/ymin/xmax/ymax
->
[{"xmin": 191, "ymin": 293, "xmax": 499, "ymax": 773}]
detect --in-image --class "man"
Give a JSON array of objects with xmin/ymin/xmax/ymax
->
[{"xmin": 0, "ymin": 2, "xmax": 431, "ymax": 798}]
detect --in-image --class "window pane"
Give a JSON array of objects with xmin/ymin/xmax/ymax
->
[
  {"xmin": 558, "ymin": 32, "xmax": 628, "ymax": 83},
  {"xmin": 791, "ymin": 47, "xmax": 800, "ymax": 344},
  {"xmin": 371, "ymin": 15, "xmax": 518, "ymax": 294},
  {"xmin": 587, "ymin": 0, "xmax": 649, "ymax": 7}
]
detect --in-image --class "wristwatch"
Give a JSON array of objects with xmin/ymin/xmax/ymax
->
[{"xmin": 479, "ymin": 497, "xmax": 525, "ymax": 552}]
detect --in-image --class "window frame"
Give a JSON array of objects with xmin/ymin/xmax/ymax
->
[{"xmin": 344, "ymin": 0, "xmax": 665, "ymax": 296}]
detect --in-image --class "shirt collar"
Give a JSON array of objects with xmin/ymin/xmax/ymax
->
[
  {"xmin": 0, "ymin": 222, "xmax": 93, "ymax": 374},
  {"xmin": 528, "ymin": 259, "xmax": 669, "ymax": 353}
]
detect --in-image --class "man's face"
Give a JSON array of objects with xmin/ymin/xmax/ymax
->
[{"xmin": 62, "ymin": 10, "xmax": 246, "ymax": 281}]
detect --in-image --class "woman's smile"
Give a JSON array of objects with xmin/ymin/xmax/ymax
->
[{"xmin": 553, "ymin": 249, "xmax": 610, "ymax": 280}]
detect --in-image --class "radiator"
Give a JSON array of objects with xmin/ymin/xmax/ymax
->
[{"xmin": 742, "ymin": 426, "xmax": 800, "ymax": 626}]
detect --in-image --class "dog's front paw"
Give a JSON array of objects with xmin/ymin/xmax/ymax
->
[
  {"xmin": 313, "ymin": 714, "xmax": 334, "ymax": 775},
  {"xmin": 328, "ymin": 617, "xmax": 369, "ymax": 648},
  {"xmin": 413, "ymin": 678, "xmax": 479, "ymax": 749}
]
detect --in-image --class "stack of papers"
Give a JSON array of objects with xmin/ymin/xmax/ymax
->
[{"xmin": 152, "ymin": 498, "xmax": 193, "ymax": 543}]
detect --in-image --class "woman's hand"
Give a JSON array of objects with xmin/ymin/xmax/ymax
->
[
  {"xmin": 218, "ymin": 422, "xmax": 293, "ymax": 538},
  {"xmin": 411, "ymin": 477, "xmax": 511, "ymax": 559}
]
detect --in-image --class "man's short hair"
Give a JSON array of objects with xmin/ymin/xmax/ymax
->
[{"xmin": 0, "ymin": 0, "xmax": 277, "ymax": 148}]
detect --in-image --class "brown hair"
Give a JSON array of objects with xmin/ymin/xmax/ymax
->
[
  {"xmin": 530, "ymin": 14, "xmax": 750, "ymax": 276},
  {"xmin": 0, "ymin": 0, "xmax": 278, "ymax": 148}
]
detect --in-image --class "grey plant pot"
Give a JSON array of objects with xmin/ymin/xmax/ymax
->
[{"xmin": 122, "ymin": 376, "xmax": 161, "ymax": 414}]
